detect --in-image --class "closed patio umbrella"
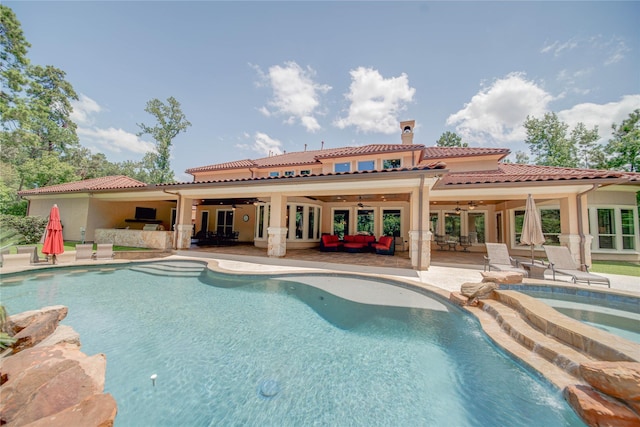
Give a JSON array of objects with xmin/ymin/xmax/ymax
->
[
  {"xmin": 42, "ymin": 204, "xmax": 64, "ymax": 264},
  {"xmin": 520, "ymin": 194, "xmax": 545, "ymax": 263}
]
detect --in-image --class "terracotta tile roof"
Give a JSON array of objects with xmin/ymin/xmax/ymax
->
[
  {"xmin": 423, "ymin": 146, "xmax": 511, "ymax": 159},
  {"xmin": 186, "ymin": 144, "xmax": 426, "ymax": 174},
  {"xmin": 440, "ymin": 163, "xmax": 627, "ymax": 186},
  {"xmin": 185, "ymin": 159, "xmax": 258, "ymax": 174},
  {"xmin": 162, "ymin": 163, "xmax": 446, "ymax": 187},
  {"xmin": 18, "ymin": 175, "xmax": 147, "ymax": 195}
]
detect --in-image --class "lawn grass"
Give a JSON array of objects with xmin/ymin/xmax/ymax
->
[
  {"xmin": 589, "ymin": 261, "xmax": 640, "ymax": 277},
  {"xmin": 10, "ymin": 242, "xmax": 151, "ymax": 255}
]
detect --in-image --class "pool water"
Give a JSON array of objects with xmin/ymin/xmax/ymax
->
[
  {"xmin": 520, "ymin": 291, "xmax": 640, "ymax": 344},
  {"xmin": 1, "ymin": 262, "xmax": 585, "ymax": 426}
]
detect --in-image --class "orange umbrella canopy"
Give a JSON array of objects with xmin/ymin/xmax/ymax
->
[{"xmin": 42, "ymin": 204, "xmax": 64, "ymax": 256}]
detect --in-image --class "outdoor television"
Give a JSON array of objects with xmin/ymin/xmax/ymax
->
[{"xmin": 135, "ymin": 207, "xmax": 156, "ymax": 221}]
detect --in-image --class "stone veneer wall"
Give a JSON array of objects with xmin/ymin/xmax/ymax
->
[{"xmin": 95, "ymin": 228, "xmax": 172, "ymax": 250}]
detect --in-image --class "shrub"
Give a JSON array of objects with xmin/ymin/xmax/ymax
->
[{"xmin": 0, "ymin": 214, "xmax": 48, "ymax": 244}]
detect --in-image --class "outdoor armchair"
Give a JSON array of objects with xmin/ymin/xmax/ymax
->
[
  {"xmin": 543, "ymin": 245, "xmax": 610, "ymax": 287},
  {"xmin": 484, "ymin": 243, "xmax": 528, "ymax": 277}
]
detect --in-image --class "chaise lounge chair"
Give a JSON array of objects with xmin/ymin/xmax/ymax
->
[
  {"xmin": 75, "ymin": 244, "xmax": 95, "ymax": 261},
  {"xmin": 16, "ymin": 245, "xmax": 44, "ymax": 264},
  {"xmin": 543, "ymin": 245, "xmax": 610, "ymax": 287},
  {"xmin": 484, "ymin": 243, "xmax": 528, "ymax": 277},
  {"xmin": 95, "ymin": 243, "xmax": 114, "ymax": 260}
]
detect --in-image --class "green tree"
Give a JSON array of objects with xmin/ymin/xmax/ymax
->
[
  {"xmin": 605, "ymin": 109, "xmax": 640, "ymax": 172},
  {"xmin": 137, "ymin": 97, "xmax": 191, "ymax": 183},
  {"xmin": 514, "ymin": 151, "xmax": 530, "ymax": 164},
  {"xmin": 571, "ymin": 122, "xmax": 602, "ymax": 169},
  {"xmin": 0, "ymin": 4, "xmax": 30, "ymax": 125},
  {"xmin": 523, "ymin": 113, "xmax": 578, "ymax": 167},
  {"xmin": 1, "ymin": 5, "xmax": 79, "ymax": 194},
  {"xmin": 436, "ymin": 131, "xmax": 468, "ymax": 147}
]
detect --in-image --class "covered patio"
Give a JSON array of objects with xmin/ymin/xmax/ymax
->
[{"xmin": 186, "ymin": 242, "xmax": 487, "ymax": 271}]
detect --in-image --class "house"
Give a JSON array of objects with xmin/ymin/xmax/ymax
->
[{"xmin": 18, "ymin": 120, "xmax": 640, "ymax": 269}]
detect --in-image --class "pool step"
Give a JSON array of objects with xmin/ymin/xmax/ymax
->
[
  {"xmin": 466, "ymin": 290, "xmax": 640, "ymax": 389},
  {"xmin": 129, "ymin": 261, "xmax": 206, "ymax": 277}
]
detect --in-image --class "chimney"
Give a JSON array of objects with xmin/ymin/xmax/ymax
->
[
  {"xmin": 321, "ymin": 140, "xmax": 324, "ymax": 150},
  {"xmin": 400, "ymin": 120, "xmax": 415, "ymax": 145}
]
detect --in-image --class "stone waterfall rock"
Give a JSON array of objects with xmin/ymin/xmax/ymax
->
[
  {"xmin": 564, "ymin": 362, "xmax": 640, "ymax": 427},
  {"xmin": 0, "ymin": 306, "xmax": 117, "ymax": 426}
]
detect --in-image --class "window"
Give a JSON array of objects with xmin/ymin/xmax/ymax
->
[
  {"xmin": 430, "ymin": 212, "xmax": 439, "ymax": 234},
  {"xmin": 514, "ymin": 208, "xmax": 560, "ymax": 245},
  {"xmin": 333, "ymin": 209, "xmax": 350, "ymax": 239},
  {"xmin": 356, "ymin": 209, "xmax": 374, "ymax": 235},
  {"xmin": 621, "ymin": 209, "xmax": 635, "ymax": 250},
  {"xmin": 295, "ymin": 205, "xmax": 304, "ymax": 239},
  {"xmin": 307, "ymin": 207, "xmax": 317, "ymax": 239},
  {"xmin": 255, "ymin": 204, "xmax": 269, "ymax": 239},
  {"xmin": 383, "ymin": 159, "xmax": 401, "ymax": 169},
  {"xmin": 269, "ymin": 171, "xmax": 280, "ymax": 177},
  {"xmin": 445, "ymin": 213, "xmax": 460, "ymax": 239},
  {"xmin": 300, "ymin": 170, "xmax": 311, "ymax": 175},
  {"xmin": 200, "ymin": 211, "xmax": 209, "ymax": 234},
  {"xmin": 216, "ymin": 209, "xmax": 234, "ymax": 236},
  {"xmin": 335, "ymin": 162, "xmax": 350, "ymax": 173},
  {"xmin": 358, "ymin": 160, "xmax": 375, "ymax": 171},
  {"xmin": 284, "ymin": 170, "xmax": 294, "ymax": 177},
  {"xmin": 597, "ymin": 209, "xmax": 616, "ymax": 249},
  {"xmin": 382, "ymin": 209, "xmax": 401, "ymax": 237},
  {"xmin": 590, "ymin": 207, "xmax": 638, "ymax": 251},
  {"xmin": 467, "ymin": 211, "xmax": 485, "ymax": 244}
]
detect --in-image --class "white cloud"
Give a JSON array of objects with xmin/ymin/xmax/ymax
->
[
  {"xmin": 70, "ymin": 94, "xmax": 102, "ymax": 125},
  {"xmin": 557, "ymin": 94, "xmax": 640, "ymax": 143},
  {"xmin": 69, "ymin": 94, "xmax": 154, "ymax": 157},
  {"xmin": 334, "ymin": 67, "xmax": 415, "ymax": 134},
  {"xmin": 446, "ymin": 72, "xmax": 555, "ymax": 144},
  {"xmin": 540, "ymin": 39, "xmax": 578, "ymax": 57},
  {"xmin": 77, "ymin": 127, "xmax": 155, "ymax": 155},
  {"xmin": 255, "ymin": 61, "xmax": 331, "ymax": 132},
  {"xmin": 236, "ymin": 132, "xmax": 283, "ymax": 157}
]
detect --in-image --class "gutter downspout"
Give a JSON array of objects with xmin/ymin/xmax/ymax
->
[
  {"xmin": 163, "ymin": 189, "xmax": 181, "ymax": 249},
  {"xmin": 417, "ymin": 174, "xmax": 425, "ymax": 270}
]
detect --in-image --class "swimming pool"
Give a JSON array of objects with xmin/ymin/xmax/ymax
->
[
  {"xmin": 1, "ymin": 261, "xmax": 585, "ymax": 426},
  {"xmin": 509, "ymin": 285, "xmax": 640, "ymax": 344}
]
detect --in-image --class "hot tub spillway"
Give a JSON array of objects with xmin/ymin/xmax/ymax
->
[{"xmin": 129, "ymin": 261, "xmax": 206, "ymax": 278}]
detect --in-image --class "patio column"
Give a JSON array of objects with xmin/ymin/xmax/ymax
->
[
  {"xmin": 558, "ymin": 195, "xmax": 590, "ymax": 266},
  {"xmin": 409, "ymin": 180, "xmax": 432, "ymax": 270},
  {"xmin": 175, "ymin": 197, "xmax": 194, "ymax": 249},
  {"xmin": 267, "ymin": 193, "xmax": 287, "ymax": 257},
  {"xmin": 409, "ymin": 230, "xmax": 432, "ymax": 270}
]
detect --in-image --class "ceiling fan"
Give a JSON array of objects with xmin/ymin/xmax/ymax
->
[
  {"xmin": 454, "ymin": 202, "xmax": 466, "ymax": 214},
  {"xmin": 357, "ymin": 196, "xmax": 372, "ymax": 208}
]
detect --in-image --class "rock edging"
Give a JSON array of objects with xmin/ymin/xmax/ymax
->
[{"xmin": 0, "ymin": 305, "xmax": 117, "ymax": 426}]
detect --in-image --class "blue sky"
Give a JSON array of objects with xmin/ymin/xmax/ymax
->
[{"xmin": 8, "ymin": 1, "xmax": 640, "ymax": 181}]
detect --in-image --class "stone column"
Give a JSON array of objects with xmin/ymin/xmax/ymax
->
[
  {"xmin": 174, "ymin": 197, "xmax": 194, "ymax": 249},
  {"xmin": 409, "ymin": 230, "xmax": 432, "ymax": 270},
  {"xmin": 267, "ymin": 227, "xmax": 288, "ymax": 257},
  {"xmin": 267, "ymin": 193, "xmax": 287, "ymax": 257},
  {"xmin": 175, "ymin": 224, "xmax": 193, "ymax": 249}
]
